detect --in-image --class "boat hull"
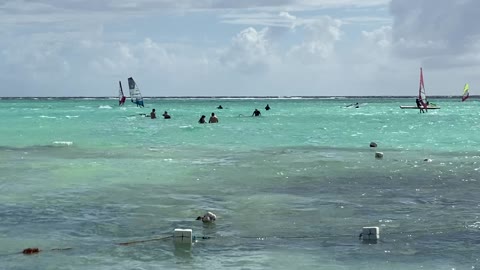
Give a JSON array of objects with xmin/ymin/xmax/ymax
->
[{"xmin": 399, "ymin": 106, "xmax": 440, "ymax": 109}]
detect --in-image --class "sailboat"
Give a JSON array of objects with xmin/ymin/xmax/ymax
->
[
  {"xmin": 118, "ymin": 81, "xmax": 126, "ymax": 106},
  {"xmin": 400, "ymin": 67, "xmax": 440, "ymax": 110},
  {"xmin": 128, "ymin": 77, "xmax": 144, "ymax": 107},
  {"xmin": 461, "ymin": 83, "xmax": 470, "ymax": 102}
]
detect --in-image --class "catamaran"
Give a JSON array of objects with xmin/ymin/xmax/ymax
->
[
  {"xmin": 118, "ymin": 81, "xmax": 126, "ymax": 106},
  {"xmin": 461, "ymin": 83, "xmax": 470, "ymax": 102},
  {"xmin": 400, "ymin": 67, "xmax": 440, "ymax": 110},
  {"xmin": 128, "ymin": 77, "xmax": 144, "ymax": 107}
]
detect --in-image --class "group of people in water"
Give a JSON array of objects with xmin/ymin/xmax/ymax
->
[
  {"xmin": 146, "ymin": 104, "xmax": 271, "ymax": 122},
  {"xmin": 198, "ymin": 113, "xmax": 218, "ymax": 123},
  {"xmin": 148, "ymin": 109, "xmax": 171, "ymax": 119}
]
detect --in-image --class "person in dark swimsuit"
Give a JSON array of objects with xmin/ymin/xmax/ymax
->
[
  {"xmin": 416, "ymin": 98, "xmax": 425, "ymax": 113},
  {"xmin": 198, "ymin": 115, "xmax": 207, "ymax": 124},
  {"xmin": 162, "ymin": 111, "xmax": 171, "ymax": 119}
]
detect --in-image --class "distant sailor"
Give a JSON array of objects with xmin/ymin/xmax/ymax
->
[
  {"xmin": 162, "ymin": 111, "xmax": 171, "ymax": 119},
  {"xmin": 209, "ymin": 112, "xmax": 219, "ymax": 123},
  {"xmin": 346, "ymin": 102, "xmax": 359, "ymax": 108},
  {"xmin": 196, "ymin": 212, "xmax": 217, "ymax": 223},
  {"xmin": 150, "ymin": 109, "xmax": 156, "ymax": 119},
  {"xmin": 415, "ymin": 98, "xmax": 425, "ymax": 113},
  {"xmin": 265, "ymin": 104, "xmax": 270, "ymax": 111},
  {"xmin": 198, "ymin": 115, "xmax": 207, "ymax": 124},
  {"xmin": 119, "ymin": 96, "xmax": 126, "ymax": 106},
  {"xmin": 252, "ymin": 109, "xmax": 261, "ymax": 117}
]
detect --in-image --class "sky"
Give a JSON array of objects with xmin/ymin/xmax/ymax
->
[{"xmin": 0, "ymin": 0, "xmax": 479, "ymax": 97}]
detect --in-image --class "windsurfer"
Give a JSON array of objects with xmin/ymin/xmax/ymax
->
[{"xmin": 415, "ymin": 99, "xmax": 425, "ymax": 113}]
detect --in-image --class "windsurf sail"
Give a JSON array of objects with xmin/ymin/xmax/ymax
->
[
  {"xmin": 461, "ymin": 83, "xmax": 470, "ymax": 102},
  {"xmin": 418, "ymin": 67, "xmax": 428, "ymax": 109},
  {"xmin": 400, "ymin": 67, "xmax": 440, "ymax": 109},
  {"xmin": 127, "ymin": 77, "xmax": 144, "ymax": 107},
  {"xmin": 118, "ymin": 81, "xmax": 126, "ymax": 106}
]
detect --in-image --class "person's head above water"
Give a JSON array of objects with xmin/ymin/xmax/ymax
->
[{"xmin": 196, "ymin": 212, "xmax": 216, "ymax": 223}]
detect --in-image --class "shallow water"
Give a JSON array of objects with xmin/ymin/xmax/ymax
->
[{"xmin": 1, "ymin": 97, "xmax": 479, "ymax": 269}]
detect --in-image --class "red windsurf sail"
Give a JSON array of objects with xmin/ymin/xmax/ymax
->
[
  {"xmin": 118, "ymin": 81, "xmax": 126, "ymax": 106},
  {"xmin": 418, "ymin": 68, "xmax": 428, "ymax": 109}
]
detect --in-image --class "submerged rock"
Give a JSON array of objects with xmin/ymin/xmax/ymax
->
[
  {"xmin": 370, "ymin": 142, "xmax": 378, "ymax": 148},
  {"xmin": 375, "ymin": 152, "xmax": 384, "ymax": 159}
]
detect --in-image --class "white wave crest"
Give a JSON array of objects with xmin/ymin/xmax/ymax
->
[{"xmin": 52, "ymin": 141, "xmax": 73, "ymax": 146}]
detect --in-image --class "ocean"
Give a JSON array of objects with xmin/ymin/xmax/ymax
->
[{"xmin": 1, "ymin": 97, "xmax": 479, "ymax": 269}]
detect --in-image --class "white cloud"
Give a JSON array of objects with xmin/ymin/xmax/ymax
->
[
  {"xmin": 362, "ymin": 25, "xmax": 392, "ymax": 49},
  {"xmin": 220, "ymin": 27, "xmax": 277, "ymax": 73},
  {"xmin": 9, "ymin": 0, "xmax": 467, "ymax": 97},
  {"xmin": 288, "ymin": 17, "xmax": 342, "ymax": 61}
]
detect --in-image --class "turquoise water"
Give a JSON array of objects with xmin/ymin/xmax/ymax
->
[{"xmin": 1, "ymin": 97, "xmax": 479, "ymax": 269}]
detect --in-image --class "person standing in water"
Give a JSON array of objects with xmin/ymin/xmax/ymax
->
[
  {"xmin": 265, "ymin": 104, "xmax": 270, "ymax": 111},
  {"xmin": 162, "ymin": 111, "xmax": 171, "ymax": 119},
  {"xmin": 217, "ymin": 105, "xmax": 223, "ymax": 109},
  {"xmin": 209, "ymin": 112, "xmax": 219, "ymax": 123},
  {"xmin": 150, "ymin": 109, "xmax": 156, "ymax": 119},
  {"xmin": 198, "ymin": 115, "xmax": 207, "ymax": 124},
  {"xmin": 252, "ymin": 109, "xmax": 261, "ymax": 117}
]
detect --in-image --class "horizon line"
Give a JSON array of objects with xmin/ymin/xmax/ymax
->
[{"xmin": 0, "ymin": 95, "xmax": 473, "ymax": 99}]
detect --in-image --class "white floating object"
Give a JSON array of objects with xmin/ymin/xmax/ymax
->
[
  {"xmin": 174, "ymin": 228, "xmax": 193, "ymax": 244},
  {"xmin": 375, "ymin": 152, "xmax": 384, "ymax": 159},
  {"xmin": 362, "ymin": 226, "xmax": 380, "ymax": 241}
]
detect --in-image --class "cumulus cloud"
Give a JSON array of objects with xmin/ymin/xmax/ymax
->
[
  {"xmin": 4, "ymin": 0, "xmax": 437, "ymax": 97},
  {"xmin": 288, "ymin": 16, "xmax": 342, "ymax": 61},
  {"xmin": 220, "ymin": 27, "xmax": 277, "ymax": 73},
  {"xmin": 390, "ymin": 0, "xmax": 480, "ymax": 67},
  {"xmin": 362, "ymin": 25, "xmax": 392, "ymax": 49}
]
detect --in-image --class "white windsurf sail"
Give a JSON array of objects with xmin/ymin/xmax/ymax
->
[{"xmin": 128, "ymin": 77, "xmax": 144, "ymax": 107}]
